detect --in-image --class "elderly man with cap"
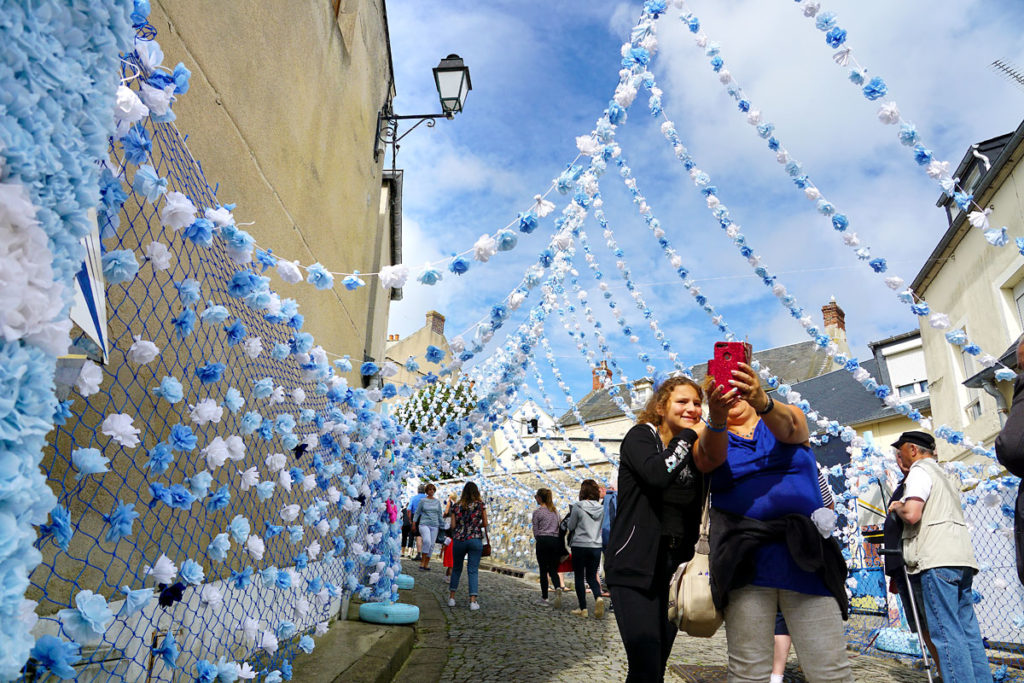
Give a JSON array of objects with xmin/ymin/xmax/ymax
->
[{"xmin": 888, "ymin": 430, "xmax": 992, "ymax": 683}]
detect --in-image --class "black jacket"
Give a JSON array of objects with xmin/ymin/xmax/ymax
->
[
  {"xmin": 882, "ymin": 479, "xmax": 908, "ymax": 583},
  {"xmin": 995, "ymin": 373, "xmax": 1024, "ymax": 586},
  {"xmin": 708, "ymin": 508, "xmax": 850, "ymax": 619},
  {"xmin": 605, "ymin": 424, "xmax": 699, "ymax": 591}
]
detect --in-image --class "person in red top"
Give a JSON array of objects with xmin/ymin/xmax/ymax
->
[{"xmin": 447, "ymin": 481, "xmax": 488, "ymax": 610}]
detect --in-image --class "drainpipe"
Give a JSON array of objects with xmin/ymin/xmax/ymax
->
[{"xmin": 981, "ymin": 378, "xmax": 1009, "ymax": 428}]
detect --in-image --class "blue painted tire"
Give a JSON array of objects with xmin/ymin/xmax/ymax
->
[
  {"xmin": 395, "ymin": 574, "xmax": 414, "ymax": 590},
  {"xmin": 359, "ymin": 601, "xmax": 419, "ymax": 625}
]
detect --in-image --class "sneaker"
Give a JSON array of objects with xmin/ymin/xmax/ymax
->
[
  {"xmin": 570, "ymin": 608, "xmax": 587, "ymax": 618},
  {"xmin": 594, "ymin": 597, "xmax": 605, "ymax": 619},
  {"xmin": 469, "ymin": 602, "xmax": 480, "ymax": 611},
  {"xmin": 553, "ymin": 589, "xmax": 563, "ymax": 609},
  {"xmin": 535, "ymin": 598, "xmax": 550, "ymax": 607},
  {"xmin": 447, "ymin": 598, "xmax": 456, "ymax": 607}
]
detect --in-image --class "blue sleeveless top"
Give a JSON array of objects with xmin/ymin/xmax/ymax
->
[{"xmin": 710, "ymin": 420, "xmax": 829, "ymax": 596}]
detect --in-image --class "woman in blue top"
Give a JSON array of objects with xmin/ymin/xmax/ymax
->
[{"xmin": 702, "ymin": 362, "xmax": 852, "ymax": 683}]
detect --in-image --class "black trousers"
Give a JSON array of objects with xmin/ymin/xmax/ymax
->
[
  {"xmin": 610, "ymin": 537, "xmax": 691, "ymax": 682},
  {"xmin": 535, "ymin": 536, "xmax": 562, "ymax": 599},
  {"xmin": 572, "ymin": 546, "xmax": 603, "ymax": 609}
]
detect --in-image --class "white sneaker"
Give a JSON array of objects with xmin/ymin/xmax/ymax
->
[
  {"xmin": 570, "ymin": 608, "xmax": 587, "ymax": 618},
  {"xmin": 469, "ymin": 601, "xmax": 480, "ymax": 611},
  {"xmin": 535, "ymin": 598, "xmax": 550, "ymax": 607},
  {"xmin": 553, "ymin": 589, "xmax": 563, "ymax": 609},
  {"xmin": 594, "ymin": 597, "xmax": 605, "ymax": 619},
  {"xmin": 447, "ymin": 598, "xmax": 456, "ymax": 607}
]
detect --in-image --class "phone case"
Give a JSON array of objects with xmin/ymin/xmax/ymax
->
[{"xmin": 707, "ymin": 341, "xmax": 750, "ymax": 392}]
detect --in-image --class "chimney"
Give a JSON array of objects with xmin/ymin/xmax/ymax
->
[
  {"xmin": 426, "ymin": 310, "xmax": 445, "ymax": 336},
  {"xmin": 592, "ymin": 361, "xmax": 612, "ymax": 391},
  {"xmin": 821, "ymin": 296, "xmax": 851, "ymax": 357}
]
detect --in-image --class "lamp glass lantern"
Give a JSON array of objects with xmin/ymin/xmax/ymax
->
[{"xmin": 433, "ymin": 54, "xmax": 472, "ymax": 118}]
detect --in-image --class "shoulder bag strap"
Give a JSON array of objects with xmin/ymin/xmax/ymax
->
[{"xmin": 695, "ymin": 479, "xmax": 713, "ymax": 555}]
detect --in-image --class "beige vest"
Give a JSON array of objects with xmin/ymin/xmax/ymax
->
[{"xmin": 901, "ymin": 457, "xmax": 978, "ymax": 574}]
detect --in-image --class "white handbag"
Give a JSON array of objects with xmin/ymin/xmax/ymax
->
[{"xmin": 667, "ymin": 488, "xmax": 724, "ymax": 637}]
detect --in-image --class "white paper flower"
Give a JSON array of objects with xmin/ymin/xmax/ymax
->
[
  {"xmin": 265, "ymin": 452, "xmax": 287, "ymax": 473},
  {"xmin": 244, "ymin": 336, "xmax": 263, "ymax": 359},
  {"xmin": 269, "ymin": 386, "xmax": 285, "ymax": 404},
  {"xmin": 473, "ymin": 234, "xmax": 497, "ymax": 263},
  {"xmin": 928, "ymin": 313, "xmax": 951, "ymax": 330},
  {"xmin": 136, "ymin": 39, "xmax": 164, "ymax": 73},
  {"xmin": 113, "ymin": 84, "xmax": 149, "ymax": 131},
  {"xmin": 239, "ymin": 467, "xmax": 259, "ymax": 491},
  {"xmin": 291, "ymin": 387, "xmax": 306, "ymax": 404},
  {"xmin": 551, "ymin": 231, "xmax": 573, "ymax": 252},
  {"xmin": 241, "ymin": 617, "xmax": 260, "ymax": 645},
  {"xmin": 968, "ymin": 209, "xmax": 991, "ymax": 230},
  {"xmin": 143, "ymin": 241, "xmax": 173, "ymax": 271},
  {"xmin": 883, "ymin": 276, "xmax": 904, "ymax": 291},
  {"xmin": 276, "ymin": 259, "xmax": 302, "ymax": 284},
  {"xmin": 575, "ymin": 135, "xmax": 601, "ymax": 157},
  {"xmin": 200, "ymin": 584, "xmax": 223, "ymax": 609},
  {"xmin": 189, "ymin": 398, "xmax": 224, "ymax": 426},
  {"xmin": 259, "ymin": 630, "xmax": 278, "ymax": 655},
  {"xmin": 532, "ymin": 194, "xmax": 555, "ymax": 218},
  {"xmin": 102, "ymin": 413, "xmax": 140, "ymax": 447},
  {"xmin": 237, "ymin": 663, "xmax": 257, "ymax": 680},
  {"xmin": 613, "ymin": 83, "xmax": 637, "ymax": 109},
  {"xmin": 280, "ymin": 504, "xmax": 300, "ymax": 522},
  {"xmin": 76, "ymin": 360, "xmax": 103, "ymax": 397},
  {"xmin": 832, "ymin": 47, "xmax": 851, "ymax": 67},
  {"xmin": 294, "ymin": 596, "xmax": 310, "ymax": 620},
  {"xmin": 159, "ymin": 191, "xmax": 196, "ymax": 231},
  {"xmin": 204, "ymin": 206, "xmax": 234, "ymax": 227},
  {"xmin": 877, "ymin": 102, "xmax": 900, "ymax": 125},
  {"xmin": 316, "ymin": 621, "xmax": 329, "ymax": 636},
  {"xmin": 278, "ymin": 469, "xmax": 292, "ymax": 492},
  {"xmin": 139, "ymin": 82, "xmax": 175, "ymax": 116},
  {"xmin": 127, "ymin": 335, "xmax": 160, "ymax": 364},
  {"xmin": 306, "ymin": 541, "xmax": 321, "ymax": 560},
  {"xmin": 315, "ymin": 519, "xmax": 329, "ymax": 536},
  {"xmin": 225, "ymin": 435, "xmax": 245, "ymax": 461},
  {"xmin": 379, "ymin": 263, "xmax": 409, "ymax": 289},
  {"xmin": 246, "ymin": 534, "xmax": 265, "ymax": 561},
  {"xmin": 301, "ymin": 476, "xmax": 316, "ymax": 492},
  {"xmin": 926, "ymin": 160, "xmax": 951, "ymax": 180},
  {"xmin": 144, "ymin": 553, "xmax": 177, "ymax": 584},
  {"xmin": 379, "ymin": 362, "xmax": 399, "ymax": 379},
  {"xmin": 203, "ymin": 436, "xmax": 230, "ymax": 470}
]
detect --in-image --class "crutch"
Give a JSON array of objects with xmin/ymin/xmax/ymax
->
[{"xmin": 879, "ymin": 548, "xmax": 934, "ymax": 683}]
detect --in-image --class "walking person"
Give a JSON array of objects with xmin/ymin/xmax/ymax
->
[
  {"xmin": 532, "ymin": 488, "xmax": 563, "ymax": 607},
  {"xmin": 413, "ymin": 484, "xmax": 443, "ymax": 571},
  {"xmin": 606, "ymin": 376, "xmax": 717, "ymax": 682},
  {"xmin": 407, "ymin": 484, "xmax": 426, "ymax": 560},
  {"xmin": 889, "ymin": 430, "xmax": 992, "ymax": 682},
  {"xmin": 701, "ymin": 361, "xmax": 852, "ymax": 682},
  {"xmin": 567, "ymin": 479, "xmax": 605, "ymax": 617},
  {"xmin": 447, "ymin": 481, "xmax": 488, "ymax": 610}
]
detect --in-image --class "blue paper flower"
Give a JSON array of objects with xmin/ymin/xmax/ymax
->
[
  {"xmin": 253, "ymin": 378, "xmax": 274, "ymax": 399},
  {"xmin": 228, "ymin": 515, "xmax": 250, "ymax": 544},
  {"xmin": 102, "ymin": 249, "xmax": 140, "ymax": 284},
  {"xmin": 58, "ymin": 590, "xmax": 114, "ymax": 644},
  {"xmin": 72, "ymin": 448, "xmax": 109, "ymax": 480},
  {"xmin": 277, "ymin": 621, "xmax": 296, "ymax": 639},
  {"xmin": 171, "ymin": 307, "xmax": 196, "ymax": 340},
  {"xmin": 205, "ymin": 485, "xmax": 230, "ymax": 512},
  {"xmin": 121, "ymin": 124, "xmax": 152, "ymax": 165},
  {"xmin": 180, "ymin": 559, "xmax": 204, "ymax": 585},
  {"xmin": 30, "ymin": 635, "xmax": 81, "ymax": 679},
  {"xmin": 132, "ymin": 164, "xmax": 168, "ymax": 203},
  {"xmin": 223, "ymin": 387, "xmax": 244, "ymax": 413},
  {"xmin": 290, "ymin": 331, "xmax": 314, "ymax": 354},
  {"xmin": 913, "ymin": 145, "xmax": 933, "ymax": 166},
  {"xmin": 183, "ymin": 218, "xmax": 214, "ymax": 247},
  {"xmin": 230, "ymin": 566, "xmax": 253, "ymax": 589},
  {"xmin": 227, "ymin": 270, "xmax": 258, "ymax": 298},
  {"xmin": 495, "ymin": 229, "xmax": 518, "ymax": 251},
  {"xmin": 152, "ymin": 376, "xmax": 184, "ymax": 404},
  {"xmin": 146, "ymin": 442, "xmax": 174, "ymax": 474},
  {"xmin": 868, "ymin": 258, "xmax": 887, "ymax": 273},
  {"xmin": 381, "ymin": 383, "xmax": 397, "ymax": 399},
  {"xmin": 189, "ymin": 470, "xmax": 213, "ymax": 499},
  {"xmin": 223, "ymin": 320, "xmax": 247, "ymax": 346},
  {"xmin": 154, "ymin": 631, "xmax": 179, "ymax": 669},
  {"xmin": 271, "ymin": 342, "xmax": 290, "ymax": 360},
  {"xmin": 449, "ymin": 255, "xmax": 470, "ymax": 275},
  {"xmin": 274, "ymin": 413, "xmax": 296, "ymax": 435},
  {"xmin": 198, "ymin": 305, "xmax": 229, "ymax": 326},
  {"xmin": 103, "ymin": 501, "xmax": 139, "ymax": 543},
  {"xmin": 40, "ymin": 505, "xmax": 73, "ymax": 552},
  {"xmin": 360, "ymin": 361, "xmax": 379, "ymax": 376},
  {"xmin": 814, "ymin": 11, "xmax": 837, "ymax": 30},
  {"xmin": 169, "ymin": 424, "xmax": 197, "ymax": 452},
  {"xmin": 518, "ymin": 211, "xmax": 539, "ymax": 234},
  {"xmin": 418, "ymin": 267, "xmax": 442, "ymax": 285},
  {"xmin": 172, "ymin": 62, "xmax": 191, "ymax": 94},
  {"xmin": 862, "ymin": 77, "xmax": 888, "ymax": 101},
  {"xmin": 239, "ymin": 411, "xmax": 263, "ymax": 435},
  {"xmin": 208, "ymin": 533, "xmax": 230, "ymax": 562},
  {"xmin": 307, "ymin": 263, "xmax": 335, "ymax": 290},
  {"xmin": 825, "ymin": 27, "xmax": 847, "ymax": 48},
  {"xmin": 298, "ymin": 635, "xmax": 315, "ymax": 654},
  {"xmin": 985, "ymin": 226, "xmax": 1009, "ymax": 247},
  {"xmin": 196, "ymin": 362, "xmax": 226, "ymax": 384},
  {"xmin": 256, "ymin": 481, "xmax": 276, "ymax": 501},
  {"xmin": 425, "ymin": 345, "xmax": 446, "ymax": 364}
]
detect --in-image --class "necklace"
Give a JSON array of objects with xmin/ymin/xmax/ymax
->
[{"xmin": 729, "ymin": 419, "xmax": 760, "ymax": 440}]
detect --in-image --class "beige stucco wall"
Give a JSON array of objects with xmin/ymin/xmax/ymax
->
[
  {"xmin": 917, "ymin": 158, "xmax": 1024, "ymax": 460},
  {"xmin": 382, "ymin": 319, "xmax": 451, "ymax": 389},
  {"xmin": 149, "ymin": 0, "xmax": 396, "ymax": 370}
]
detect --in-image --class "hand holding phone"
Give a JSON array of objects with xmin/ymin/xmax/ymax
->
[{"xmin": 706, "ymin": 341, "xmax": 751, "ymax": 394}]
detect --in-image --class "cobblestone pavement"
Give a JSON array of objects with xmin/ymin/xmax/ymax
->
[{"xmin": 409, "ymin": 560, "xmax": 934, "ymax": 682}]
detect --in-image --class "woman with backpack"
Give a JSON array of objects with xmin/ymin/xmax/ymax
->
[{"xmin": 566, "ymin": 479, "xmax": 606, "ymax": 618}]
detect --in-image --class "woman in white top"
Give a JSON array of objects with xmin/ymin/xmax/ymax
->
[{"xmin": 414, "ymin": 484, "xmax": 444, "ymax": 571}]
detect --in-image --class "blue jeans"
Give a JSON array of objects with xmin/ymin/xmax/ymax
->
[
  {"xmin": 918, "ymin": 567, "xmax": 992, "ymax": 682},
  {"xmin": 450, "ymin": 538, "xmax": 483, "ymax": 596}
]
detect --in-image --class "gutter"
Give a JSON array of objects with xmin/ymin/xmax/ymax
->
[{"xmin": 383, "ymin": 169, "xmax": 403, "ymax": 301}]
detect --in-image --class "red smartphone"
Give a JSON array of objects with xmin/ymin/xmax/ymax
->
[{"xmin": 707, "ymin": 341, "xmax": 751, "ymax": 393}]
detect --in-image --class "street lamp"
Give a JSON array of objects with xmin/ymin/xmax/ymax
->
[{"xmin": 374, "ymin": 54, "xmax": 472, "ymax": 167}]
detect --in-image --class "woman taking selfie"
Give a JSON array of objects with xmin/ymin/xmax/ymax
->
[
  {"xmin": 605, "ymin": 376, "xmax": 727, "ymax": 683},
  {"xmin": 702, "ymin": 361, "xmax": 851, "ymax": 683}
]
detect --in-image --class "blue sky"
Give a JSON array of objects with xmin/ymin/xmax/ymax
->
[{"xmin": 384, "ymin": 0, "xmax": 1024, "ymax": 403}]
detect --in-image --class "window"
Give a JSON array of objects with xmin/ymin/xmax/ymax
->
[
  {"xmin": 561, "ymin": 450, "xmax": 572, "ymax": 463},
  {"xmin": 918, "ymin": 380, "xmax": 928, "ymax": 394},
  {"xmin": 959, "ymin": 334, "xmax": 983, "ymax": 423},
  {"xmin": 1013, "ymin": 279, "xmax": 1024, "ymax": 332},
  {"xmin": 898, "ymin": 383, "xmax": 917, "ymax": 398},
  {"xmin": 525, "ymin": 418, "xmax": 538, "ymax": 435}
]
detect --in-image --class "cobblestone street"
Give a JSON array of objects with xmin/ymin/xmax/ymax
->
[{"xmin": 406, "ymin": 560, "xmax": 933, "ymax": 682}]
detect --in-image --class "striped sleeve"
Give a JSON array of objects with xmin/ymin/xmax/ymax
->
[{"xmin": 818, "ymin": 464, "xmax": 835, "ymax": 509}]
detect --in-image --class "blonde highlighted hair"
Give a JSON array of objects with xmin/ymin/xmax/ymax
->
[{"xmin": 635, "ymin": 376, "xmax": 704, "ymax": 426}]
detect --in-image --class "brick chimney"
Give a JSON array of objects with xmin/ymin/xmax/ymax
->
[
  {"xmin": 425, "ymin": 310, "xmax": 445, "ymax": 336},
  {"xmin": 821, "ymin": 296, "xmax": 851, "ymax": 357},
  {"xmin": 592, "ymin": 361, "xmax": 612, "ymax": 391}
]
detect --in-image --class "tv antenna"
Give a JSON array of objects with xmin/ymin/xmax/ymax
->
[{"xmin": 991, "ymin": 59, "xmax": 1024, "ymax": 92}]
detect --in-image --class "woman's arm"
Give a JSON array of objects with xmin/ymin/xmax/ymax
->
[
  {"xmin": 693, "ymin": 383, "xmax": 734, "ymax": 473},
  {"xmin": 481, "ymin": 505, "xmax": 488, "ymax": 530},
  {"xmin": 730, "ymin": 363, "xmax": 809, "ymax": 444},
  {"xmin": 621, "ymin": 426, "xmax": 698, "ymax": 487}
]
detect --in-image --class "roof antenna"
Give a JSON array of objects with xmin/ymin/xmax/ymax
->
[{"xmin": 990, "ymin": 59, "xmax": 1024, "ymax": 93}]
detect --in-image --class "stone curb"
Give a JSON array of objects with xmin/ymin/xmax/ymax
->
[{"xmin": 394, "ymin": 563, "xmax": 451, "ymax": 682}]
